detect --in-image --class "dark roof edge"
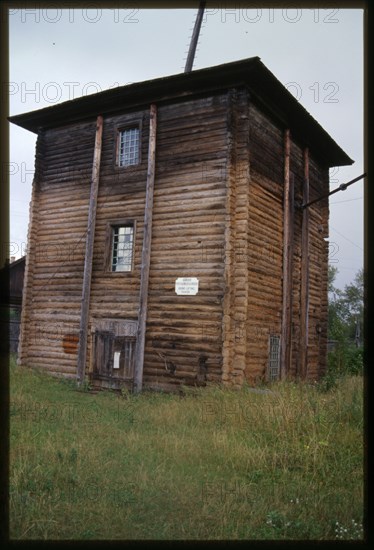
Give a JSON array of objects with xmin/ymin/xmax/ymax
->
[
  {"xmin": 248, "ymin": 59, "xmax": 354, "ymax": 168},
  {"xmin": 8, "ymin": 57, "xmax": 261, "ymax": 130},
  {"xmin": 8, "ymin": 57, "xmax": 354, "ymax": 168}
]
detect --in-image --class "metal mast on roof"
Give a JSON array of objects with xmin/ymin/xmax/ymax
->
[{"xmin": 184, "ymin": 1, "xmax": 206, "ymax": 73}]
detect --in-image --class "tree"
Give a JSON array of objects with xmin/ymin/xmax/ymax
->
[
  {"xmin": 326, "ymin": 266, "xmax": 364, "ymax": 382},
  {"xmin": 342, "ymin": 269, "xmax": 363, "ymax": 344},
  {"xmin": 328, "ymin": 267, "xmax": 363, "ymax": 343},
  {"xmin": 328, "ymin": 266, "xmax": 347, "ymax": 341}
]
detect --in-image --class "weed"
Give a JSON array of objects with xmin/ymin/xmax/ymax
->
[
  {"xmin": 334, "ymin": 520, "xmax": 363, "ymax": 540},
  {"xmin": 9, "ymin": 356, "xmax": 363, "ymax": 540}
]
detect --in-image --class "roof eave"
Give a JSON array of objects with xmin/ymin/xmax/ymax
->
[{"xmin": 8, "ymin": 56, "xmax": 354, "ymax": 168}]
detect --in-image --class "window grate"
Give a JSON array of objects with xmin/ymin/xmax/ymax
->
[
  {"xmin": 113, "ymin": 337, "xmax": 135, "ymax": 379},
  {"xmin": 122, "ymin": 338, "xmax": 135, "ymax": 379},
  {"xmin": 118, "ymin": 127, "xmax": 139, "ymax": 167},
  {"xmin": 111, "ymin": 225, "xmax": 134, "ymax": 272},
  {"xmin": 268, "ymin": 335, "xmax": 281, "ymax": 381}
]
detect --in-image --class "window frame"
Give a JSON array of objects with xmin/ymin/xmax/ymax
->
[
  {"xmin": 104, "ymin": 219, "xmax": 136, "ymax": 274},
  {"xmin": 115, "ymin": 121, "xmax": 142, "ymax": 169},
  {"xmin": 268, "ymin": 334, "xmax": 281, "ymax": 381}
]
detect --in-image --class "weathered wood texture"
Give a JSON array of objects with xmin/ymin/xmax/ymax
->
[
  {"xmin": 289, "ymin": 138, "xmax": 329, "ymax": 380},
  {"xmin": 299, "ymin": 148, "xmax": 310, "ymax": 378},
  {"xmin": 245, "ymin": 102, "xmax": 284, "ymax": 383},
  {"xmin": 77, "ymin": 115, "xmax": 103, "ymax": 383},
  {"xmin": 85, "ymin": 94, "xmax": 230, "ymax": 391},
  {"xmin": 143, "ymin": 94, "xmax": 229, "ymax": 390},
  {"xmin": 244, "ymin": 101, "xmax": 329, "ymax": 382},
  {"xmin": 280, "ymin": 129, "xmax": 293, "ymax": 379},
  {"xmin": 18, "ymin": 121, "xmax": 95, "ymax": 375},
  {"xmin": 18, "ymin": 87, "xmax": 330, "ymax": 387},
  {"xmin": 134, "ymin": 104, "xmax": 157, "ymax": 392},
  {"xmin": 221, "ymin": 89, "xmax": 250, "ymax": 389}
]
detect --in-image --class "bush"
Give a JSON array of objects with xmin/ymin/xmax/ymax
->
[
  {"xmin": 320, "ymin": 345, "xmax": 363, "ymax": 392},
  {"xmin": 345, "ymin": 347, "xmax": 363, "ymax": 376}
]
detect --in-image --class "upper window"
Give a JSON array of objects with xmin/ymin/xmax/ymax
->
[
  {"xmin": 111, "ymin": 225, "xmax": 134, "ymax": 272},
  {"xmin": 118, "ymin": 127, "xmax": 140, "ymax": 167}
]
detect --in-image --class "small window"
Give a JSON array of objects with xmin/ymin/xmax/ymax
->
[
  {"xmin": 268, "ymin": 335, "xmax": 281, "ymax": 381},
  {"xmin": 118, "ymin": 127, "xmax": 140, "ymax": 167},
  {"xmin": 111, "ymin": 225, "xmax": 134, "ymax": 272}
]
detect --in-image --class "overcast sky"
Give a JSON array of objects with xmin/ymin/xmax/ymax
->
[{"xmin": 8, "ymin": 6, "xmax": 364, "ymax": 289}]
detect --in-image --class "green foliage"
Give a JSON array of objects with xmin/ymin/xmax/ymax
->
[
  {"xmin": 320, "ymin": 346, "xmax": 363, "ymax": 393},
  {"xmin": 345, "ymin": 347, "xmax": 364, "ymax": 376},
  {"xmin": 324, "ymin": 267, "xmax": 364, "ymax": 391},
  {"xmin": 328, "ymin": 266, "xmax": 363, "ymax": 343},
  {"xmin": 10, "ymin": 356, "xmax": 363, "ymax": 540}
]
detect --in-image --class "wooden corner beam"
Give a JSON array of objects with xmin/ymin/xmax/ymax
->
[
  {"xmin": 299, "ymin": 147, "xmax": 310, "ymax": 378},
  {"xmin": 133, "ymin": 104, "xmax": 157, "ymax": 393},
  {"xmin": 280, "ymin": 129, "xmax": 294, "ymax": 379},
  {"xmin": 76, "ymin": 114, "xmax": 103, "ymax": 385}
]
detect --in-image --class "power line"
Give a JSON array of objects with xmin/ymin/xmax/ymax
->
[
  {"xmin": 336, "ymin": 266, "xmax": 363, "ymax": 271},
  {"xmin": 330, "ymin": 196, "xmax": 363, "ymax": 205},
  {"xmin": 329, "ymin": 225, "xmax": 363, "ymax": 251}
]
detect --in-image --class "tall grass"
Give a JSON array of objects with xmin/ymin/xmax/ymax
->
[{"xmin": 9, "ymin": 355, "xmax": 363, "ymax": 540}]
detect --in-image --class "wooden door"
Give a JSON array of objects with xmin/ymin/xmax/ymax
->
[
  {"xmin": 92, "ymin": 329, "xmax": 136, "ymax": 385},
  {"xmin": 93, "ymin": 330, "xmax": 114, "ymax": 376}
]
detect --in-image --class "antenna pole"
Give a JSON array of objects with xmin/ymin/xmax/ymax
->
[{"xmin": 184, "ymin": 1, "xmax": 206, "ymax": 73}]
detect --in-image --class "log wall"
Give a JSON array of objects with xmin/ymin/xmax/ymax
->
[
  {"xmin": 144, "ymin": 94, "xmax": 229, "ymax": 390},
  {"xmin": 222, "ymin": 88, "xmax": 251, "ymax": 389},
  {"xmin": 19, "ymin": 87, "xmax": 330, "ymax": 386},
  {"xmin": 245, "ymin": 100, "xmax": 329, "ymax": 382},
  {"xmin": 245, "ymin": 101, "xmax": 284, "ymax": 383},
  {"xmin": 18, "ymin": 122, "xmax": 95, "ymax": 376}
]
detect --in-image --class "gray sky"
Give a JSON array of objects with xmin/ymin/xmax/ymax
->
[{"xmin": 8, "ymin": 7, "xmax": 364, "ymax": 290}]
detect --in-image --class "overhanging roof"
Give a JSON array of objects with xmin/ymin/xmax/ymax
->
[{"xmin": 8, "ymin": 57, "xmax": 353, "ymax": 167}]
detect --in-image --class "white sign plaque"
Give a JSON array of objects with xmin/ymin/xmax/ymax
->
[{"xmin": 175, "ymin": 277, "xmax": 199, "ymax": 295}]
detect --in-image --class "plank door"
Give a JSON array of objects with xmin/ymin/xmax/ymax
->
[
  {"xmin": 113, "ymin": 336, "xmax": 136, "ymax": 380},
  {"xmin": 92, "ymin": 329, "xmax": 136, "ymax": 385},
  {"xmin": 93, "ymin": 330, "xmax": 114, "ymax": 376}
]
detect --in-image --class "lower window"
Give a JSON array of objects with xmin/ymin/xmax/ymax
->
[
  {"xmin": 268, "ymin": 335, "xmax": 281, "ymax": 381},
  {"xmin": 111, "ymin": 224, "xmax": 134, "ymax": 272}
]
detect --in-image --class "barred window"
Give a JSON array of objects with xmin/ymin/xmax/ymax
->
[
  {"xmin": 111, "ymin": 225, "xmax": 134, "ymax": 272},
  {"xmin": 118, "ymin": 127, "xmax": 140, "ymax": 167},
  {"xmin": 268, "ymin": 335, "xmax": 281, "ymax": 381}
]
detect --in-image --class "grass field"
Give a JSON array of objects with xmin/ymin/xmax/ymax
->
[{"xmin": 9, "ymin": 355, "xmax": 364, "ymax": 540}]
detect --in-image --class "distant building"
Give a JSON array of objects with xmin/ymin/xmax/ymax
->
[{"xmin": 0, "ymin": 256, "xmax": 26, "ymax": 353}]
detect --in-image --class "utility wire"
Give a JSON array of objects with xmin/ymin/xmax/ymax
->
[
  {"xmin": 330, "ymin": 196, "xmax": 363, "ymax": 205},
  {"xmin": 329, "ymin": 225, "xmax": 363, "ymax": 251}
]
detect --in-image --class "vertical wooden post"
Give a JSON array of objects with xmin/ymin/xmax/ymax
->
[
  {"xmin": 76, "ymin": 115, "xmax": 103, "ymax": 385},
  {"xmin": 184, "ymin": 1, "xmax": 206, "ymax": 73},
  {"xmin": 300, "ymin": 147, "xmax": 310, "ymax": 378},
  {"xmin": 280, "ymin": 129, "xmax": 294, "ymax": 379},
  {"xmin": 133, "ymin": 104, "xmax": 157, "ymax": 393}
]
